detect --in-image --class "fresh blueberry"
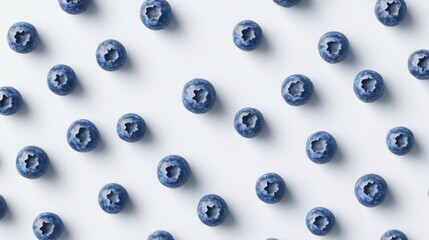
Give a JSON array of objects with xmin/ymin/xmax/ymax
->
[
  {"xmin": 157, "ymin": 155, "xmax": 190, "ymax": 188},
  {"xmin": 318, "ymin": 31, "xmax": 349, "ymax": 64},
  {"xmin": 234, "ymin": 107, "xmax": 264, "ymax": 138},
  {"xmin": 255, "ymin": 173, "xmax": 286, "ymax": 204},
  {"xmin": 182, "ymin": 78, "xmax": 217, "ymax": 114},
  {"xmin": 386, "ymin": 126, "xmax": 414, "ymax": 155},
  {"xmin": 197, "ymin": 194, "xmax": 228, "ymax": 227},
  {"xmin": 7, "ymin": 22, "xmax": 39, "ymax": 54},
  {"xmin": 117, "ymin": 113, "xmax": 146, "ymax": 142},
  {"xmin": 140, "ymin": 0, "xmax": 172, "ymax": 30},
  {"xmin": 16, "ymin": 146, "xmax": 49, "ymax": 179},
  {"xmin": 148, "ymin": 230, "xmax": 174, "ymax": 240},
  {"xmin": 305, "ymin": 207, "xmax": 336, "ymax": 236},
  {"xmin": 98, "ymin": 183, "xmax": 129, "ymax": 214},
  {"xmin": 273, "ymin": 0, "xmax": 301, "ymax": 8},
  {"xmin": 281, "ymin": 74, "xmax": 314, "ymax": 106},
  {"xmin": 47, "ymin": 64, "xmax": 77, "ymax": 96},
  {"xmin": 66, "ymin": 119, "xmax": 100, "ymax": 152},
  {"xmin": 306, "ymin": 131, "xmax": 337, "ymax": 164},
  {"xmin": 233, "ymin": 20, "xmax": 263, "ymax": 51},
  {"xmin": 57, "ymin": 0, "xmax": 91, "ymax": 14},
  {"xmin": 408, "ymin": 49, "xmax": 429, "ymax": 80},
  {"xmin": 33, "ymin": 212, "xmax": 63, "ymax": 240},
  {"xmin": 96, "ymin": 39, "xmax": 127, "ymax": 71},
  {"xmin": 353, "ymin": 70, "xmax": 384, "ymax": 103},
  {"xmin": 0, "ymin": 86, "xmax": 22, "ymax": 116},
  {"xmin": 381, "ymin": 229, "xmax": 408, "ymax": 240},
  {"xmin": 374, "ymin": 0, "xmax": 407, "ymax": 27},
  {"xmin": 354, "ymin": 173, "xmax": 388, "ymax": 207},
  {"xmin": 0, "ymin": 195, "xmax": 7, "ymax": 220}
]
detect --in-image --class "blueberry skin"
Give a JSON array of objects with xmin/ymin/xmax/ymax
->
[
  {"xmin": 96, "ymin": 39, "xmax": 127, "ymax": 71},
  {"xmin": 374, "ymin": 0, "xmax": 407, "ymax": 27},
  {"xmin": 66, "ymin": 119, "xmax": 100, "ymax": 152},
  {"xmin": 33, "ymin": 212, "xmax": 63, "ymax": 240},
  {"xmin": 305, "ymin": 207, "xmax": 336, "ymax": 236},
  {"xmin": 273, "ymin": 0, "xmax": 301, "ymax": 7},
  {"xmin": 47, "ymin": 64, "xmax": 77, "ymax": 96},
  {"xmin": 354, "ymin": 174, "xmax": 388, "ymax": 207},
  {"xmin": 408, "ymin": 49, "xmax": 429, "ymax": 80},
  {"xmin": 281, "ymin": 74, "xmax": 314, "ymax": 106},
  {"xmin": 255, "ymin": 173, "xmax": 286, "ymax": 204},
  {"xmin": 381, "ymin": 229, "xmax": 408, "ymax": 240},
  {"xmin": 98, "ymin": 183, "xmax": 129, "ymax": 214},
  {"xmin": 234, "ymin": 107, "xmax": 265, "ymax": 138},
  {"xmin": 140, "ymin": 0, "xmax": 172, "ymax": 30},
  {"xmin": 0, "ymin": 86, "xmax": 22, "ymax": 116},
  {"xmin": 318, "ymin": 31, "xmax": 349, "ymax": 64},
  {"xmin": 16, "ymin": 146, "xmax": 49, "ymax": 179},
  {"xmin": 353, "ymin": 70, "xmax": 385, "ymax": 103},
  {"xmin": 7, "ymin": 22, "xmax": 39, "ymax": 54},
  {"xmin": 386, "ymin": 126, "xmax": 414, "ymax": 155},
  {"xmin": 182, "ymin": 78, "xmax": 217, "ymax": 114},
  {"xmin": 233, "ymin": 20, "xmax": 263, "ymax": 51},
  {"xmin": 117, "ymin": 113, "xmax": 146, "ymax": 142},
  {"xmin": 148, "ymin": 230, "xmax": 174, "ymax": 240},
  {"xmin": 0, "ymin": 195, "xmax": 7, "ymax": 220},
  {"xmin": 58, "ymin": 0, "xmax": 91, "ymax": 14},
  {"xmin": 197, "ymin": 194, "xmax": 229, "ymax": 227},
  {"xmin": 306, "ymin": 131, "xmax": 337, "ymax": 164},
  {"xmin": 157, "ymin": 155, "xmax": 191, "ymax": 188}
]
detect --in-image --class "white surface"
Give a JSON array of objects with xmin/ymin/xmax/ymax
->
[{"xmin": 0, "ymin": 0, "xmax": 429, "ymax": 239}]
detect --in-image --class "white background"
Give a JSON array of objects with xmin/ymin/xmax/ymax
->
[{"xmin": 1, "ymin": 0, "xmax": 429, "ymax": 239}]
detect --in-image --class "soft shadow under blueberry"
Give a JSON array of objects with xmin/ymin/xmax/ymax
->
[
  {"xmin": 207, "ymin": 95, "xmax": 226, "ymax": 116},
  {"xmin": 341, "ymin": 48, "xmax": 358, "ymax": 66},
  {"xmin": 120, "ymin": 54, "xmax": 136, "ymax": 73},
  {"xmin": 122, "ymin": 196, "xmax": 137, "ymax": 215},
  {"xmin": 255, "ymin": 36, "xmax": 271, "ymax": 54},
  {"xmin": 257, "ymin": 120, "xmax": 273, "ymax": 140},
  {"xmin": 139, "ymin": 126, "xmax": 155, "ymax": 144},
  {"xmin": 408, "ymin": 138, "xmax": 423, "ymax": 158},
  {"xmin": 42, "ymin": 160, "xmax": 59, "ymax": 181},
  {"xmin": 71, "ymin": 79, "xmax": 85, "ymax": 97},
  {"xmin": 164, "ymin": 13, "xmax": 181, "ymax": 33},
  {"xmin": 33, "ymin": 36, "xmax": 47, "ymax": 55},
  {"xmin": 93, "ymin": 137, "xmax": 108, "ymax": 154},
  {"xmin": 16, "ymin": 100, "xmax": 30, "ymax": 117},
  {"xmin": 278, "ymin": 186, "xmax": 294, "ymax": 206},
  {"xmin": 380, "ymin": 189, "xmax": 396, "ymax": 208},
  {"xmin": 329, "ymin": 217, "xmax": 343, "ymax": 237},
  {"xmin": 294, "ymin": 0, "xmax": 312, "ymax": 10},
  {"xmin": 222, "ymin": 208, "xmax": 237, "ymax": 228},
  {"xmin": 2, "ymin": 208, "xmax": 14, "ymax": 223},
  {"xmin": 82, "ymin": 0, "xmax": 99, "ymax": 16},
  {"xmin": 375, "ymin": 84, "xmax": 393, "ymax": 105},
  {"xmin": 182, "ymin": 172, "xmax": 199, "ymax": 190},
  {"xmin": 397, "ymin": 7, "xmax": 414, "ymax": 30},
  {"xmin": 304, "ymin": 88, "xmax": 322, "ymax": 108},
  {"xmin": 60, "ymin": 224, "xmax": 72, "ymax": 240},
  {"xmin": 330, "ymin": 145, "xmax": 345, "ymax": 166}
]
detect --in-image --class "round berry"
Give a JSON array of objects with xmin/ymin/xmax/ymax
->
[
  {"xmin": 255, "ymin": 173, "xmax": 286, "ymax": 204},
  {"xmin": 386, "ymin": 126, "xmax": 414, "ymax": 155},
  {"xmin": 96, "ymin": 39, "xmax": 127, "ymax": 71},
  {"xmin": 98, "ymin": 183, "xmax": 129, "ymax": 214},
  {"xmin": 147, "ymin": 230, "xmax": 174, "ymax": 240},
  {"xmin": 354, "ymin": 174, "xmax": 388, "ymax": 207},
  {"xmin": 380, "ymin": 229, "xmax": 408, "ymax": 240},
  {"xmin": 305, "ymin": 207, "xmax": 336, "ymax": 236},
  {"xmin": 16, "ymin": 146, "xmax": 49, "ymax": 179},
  {"xmin": 157, "ymin": 155, "xmax": 191, "ymax": 188},
  {"xmin": 66, "ymin": 119, "xmax": 100, "ymax": 152},
  {"xmin": 7, "ymin": 22, "xmax": 39, "ymax": 54},
  {"xmin": 0, "ymin": 195, "xmax": 7, "ymax": 220},
  {"xmin": 140, "ymin": 0, "xmax": 172, "ymax": 30},
  {"xmin": 408, "ymin": 49, "xmax": 429, "ymax": 80},
  {"xmin": 375, "ymin": 0, "xmax": 407, "ymax": 27},
  {"xmin": 273, "ymin": 0, "xmax": 301, "ymax": 8},
  {"xmin": 117, "ymin": 113, "xmax": 146, "ymax": 142},
  {"xmin": 233, "ymin": 20, "xmax": 263, "ymax": 51},
  {"xmin": 33, "ymin": 212, "xmax": 63, "ymax": 240},
  {"xmin": 306, "ymin": 131, "xmax": 337, "ymax": 164},
  {"xmin": 353, "ymin": 70, "xmax": 384, "ymax": 103},
  {"xmin": 197, "ymin": 194, "xmax": 228, "ymax": 227},
  {"xmin": 182, "ymin": 78, "xmax": 217, "ymax": 113},
  {"xmin": 234, "ymin": 107, "xmax": 265, "ymax": 138},
  {"xmin": 47, "ymin": 64, "xmax": 77, "ymax": 96},
  {"xmin": 318, "ymin": 31, "xmax": 349, "ymax": 64},
  {"xmin": 57, "ymin": 0, "xmax": 92, "ymax": 14},
  {"xmin": 281, "ymin": 74, "xmax": 314, "ymax": 106},
  {"xmin": 0, "ymin": 86, "xmax": 22, "ymax": 116}
]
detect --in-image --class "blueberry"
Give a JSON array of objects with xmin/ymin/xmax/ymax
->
[
  {"xmin": 197, "ymin": 194, "xmax": 228, "ymax": 227},
  {"xmin": 374, "ymin": 0, "xmax": 407, "ymax": 27},
  {"xmin": 66, "ymin": 119, "xmax": 100, "ymax": 152},
  {"xmin": 380, "ymin": 229, "xmax": 408, "ymax": 240},
  {"xmin": 386, "ymin": 126, "xmax": 414, "ymax": 155},
  {"xmin": 98, "ymin": 183, "xmax": 129, "ymax": 214},
  {"xmin": 182, "ymin": 78, "xmax": 217, "ymax": 113},
  {"xmin": 408, "ymin": 49, "xmax": 429, "ymax": 80},
  {"xmin": 281, "ymin": 74, "xmax": 314, "ymax": 106},
  {"xmin": 7, "ymin": 22, "xmax": 39, "ymax": 54},
  {"xmin": 47, "ymin": 64, "xmax": 77, "ymax": 96},
  {"xmin": 0, "ymin": 195, "xmax": 7, "ymax": 220},
  {"xmin": 354, "ymin": 173, "xmax": 388, "ymax": 207},
  {"xmin": 148, "ymin": 230, "xmax": 174, "ymax": 240},
  {"xmin": 157, "ymin": 155, "xmax": 191, "ymax": 188},
  {"xmin": 0, "ymin": 86, "xmax": 22, "ymax": 116},
  {"xmin": 233, "ymin": 20, "xmax": 263, "ymax": 51},
  {"xmin": 140, "ymin": 0, "xmax": 172, "ymax": 30},
  {"xmin": 96, "ymin": 39, "xmax": 127, "ymax": 71},
  {"xmin": 255, "ymin": 173, "xmax": 286, "ymax": 204},
  {"xmin": 16, "ymin": 146, "xmax": 49, "ymax": 179},
  {"xmin": 306, "ymin": 131, "xmax": 337, "ymax": 164},
  {"xmin": 273, "ymin": 0, "xmax": 301, "ymax": 8},
  {"xmin": 353, "ymin": 70, "xmax": 384, "ymax": 103},
  {"xmin": 305, "ymin": 207, "xmax": 336, "ymax": 236},
  {"xmin": 33, "ymin": 212, "xmax": 63, "ymax": 240},
  {"xmin": 57, "ymin": 0, "xmax": 91, "ymax": 14},
  {"xmin": 234, "ymin": 107, "xmax": 265, "ymax": 138},
  {"xmin": 318, "ymin": 31, "xmax": 349, "ymax": 64},
  {"xmin": 117, "ymin": 113, "xmax": 146, "ymax": 142}
]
